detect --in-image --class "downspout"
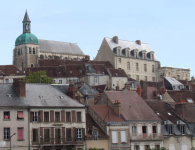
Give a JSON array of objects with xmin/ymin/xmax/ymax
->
[{"xmin": 28, "ymin": 107, "xmax": 30, "ymax": 150}]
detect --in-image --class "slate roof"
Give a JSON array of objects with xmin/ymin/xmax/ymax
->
[
  {"xmin": 105, "ymin": 91, "xmax": 161, "ymax": 121},
  {"xmin": 23, "ymin": 10, "xmax": 30, "ymax": 22},
  {"xmin": 92, "ymin": 84, "xmax": 107, "ymax": 93},
  {"xmin": 164, "ymin": 77, "xmax": 184, "ymax": 90},
  {"xmin": 51, "ymin": 84, "xmax": 69, "ymax": 94},
  {"xmin": 38, "ymin": 39, "xmax": 85, "ymax": 55},
  {"xmin": 91, "ymin": 64, "xmax": 108, "ymax": 75},
  {"xmin": 89, "ymin": 105, "xmax": 125, "ymax": 122},
  {"xmin": 74, "ymin": 82, "xmax": 98, "ymax": 96},
  {"xmin": 0, "ymin": 84, "xmax": 84, "ymax": 107},
  {"xmin": 86, "ymin": 113, "xmax": 109, "ymax": 138},
  {"xmin": 107, "ymin": 68, "xmax": 127, "ymax": 77},
  {"xmin": 0, "ymin": 65, "xmax": 25, "ymax": 76},
  {"xmin": 105, "ymin": 37, "xmax": 158, "ymax": 60},
  {"xmin": 145, "ymin": 100, "xmax": 181, "ymax": 124}
]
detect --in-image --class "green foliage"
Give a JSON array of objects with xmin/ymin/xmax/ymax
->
[
  {"xmin": 146, "ymin": 148, "xmax": 166, "ymax": 150},
  {"xmin": 24, "ymin": 70, "xmax": 54, "ymax": 84}
]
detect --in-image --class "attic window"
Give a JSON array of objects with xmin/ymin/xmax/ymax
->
[
  {"xmin": 70, "ymin": 71, "xmax": 72, "ymax": 73},
  {"xmin": 187, "ymin": 98, "xmax": 193, "ymax": 103},
  {"xmin": 16, "ymin": 71, "xmax": 19, "ymax": 73},
  {"xmin": 59, "ymin": 96, "xmax": 64, "ymax": 99},
  {"xmin": 168, "ymin": 112, "xmax": 171, "ymax": 116},
  {"xmin": 39, "ymin": 96, "xmax": 43, "ymax": 99},
  {"xmin": 7, "ymin": 94, "xmax": 12, "ymax": 98}
]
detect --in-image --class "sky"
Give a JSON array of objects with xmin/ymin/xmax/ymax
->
[{"xmin": 0, "ymin": 0, "xmax": 195, "ymax": 77}]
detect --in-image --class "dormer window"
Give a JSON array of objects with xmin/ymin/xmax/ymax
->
[
  {"xmin": 130, "ymin": 51, "xmax": 134, "ymax": 57},
  {"xmin": 93, "ymin": 131, "xmax": 98, "ymax": 141},
  {"xmin": 180, "ymin": 125, "xmax": 185, "ymax": 134},
  {"xmin": 113, "ymin": 48, "xmax": 117, "ymax": 54},
  {"xmin": 122, "ymin": 49, "xmax": 126, "ymax": 56},
  {"xmin": 139, "ymin": 51, "xmax": 142, "ymax": 58},
  {"xmin": 168, "ymin": 125, "xmax": 173, "ymax": 135}
]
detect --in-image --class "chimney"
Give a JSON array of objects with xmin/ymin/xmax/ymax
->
[
  {"xmin": 67, "ymin": 81, "xmax": 76, "ymax": 100},
  {"xmin": 85, "ymin": 55, "xmax": 90, "ymax": 63},
  {"xmin": 13, "ymin": 78, "xmax": 26, "ymax": 97},
  {"xmin": 175, "ymin": 103, "xmax": 186, "ymax": 118},
  {"xmin": 22, "ymin": 61, "xmax": 24, "ymax": 71},
  {"xmin": 191, "ymin": 76, "xmax": 194, "ymax": 82},
  {"xmin": 113, "ymin": 36, "xmax": 118, "ymax": 44},
  {"xmin": 135, "ymin": 40, "xmax": 141, "ymax": 45},
  {"xmin": 160, "ymin": 85, "xmax": 166, "ymax": 95},
  {"xmin": 113, "ymin": 100, "xmax": 121, "ymax": 116},
  {"xmin": 136, "ymin": 84, "xmax": 141, "ymax": 97},
  {"xmin": 116, "ymin": 85, "xmax": 119, "ymax": 91}
]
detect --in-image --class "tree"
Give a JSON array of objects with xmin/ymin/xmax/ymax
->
[{"xmin": 24, "ymin": 70, "xmax": 54, "ymax": 84}]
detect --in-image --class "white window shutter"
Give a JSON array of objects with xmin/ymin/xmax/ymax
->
[
  {"xmin": 112, "ymin": 131, "xmax": 118, "ymax": 143},
  {"xmin": 120, "ymin": 131, "xmax": 126, "ymax": 142}
]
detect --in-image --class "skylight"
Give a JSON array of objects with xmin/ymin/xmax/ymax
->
[
  {"xmin": 187, "ymin": 98, "xmax": 193, "ymax": 103},
  {"xmin": 156, "ymin": 112, "xmax": 160, "ymax": 115},
  {"xmin": 59, "ymin": 96, "xmax": 64, "ymax": 99},
  {"xmin": 168, "ymin": 112, "xmax": 171, "ymax": 116},
  {"xmin": 7, "ymin": 94, "xmax": 12, "ymax": 98}
]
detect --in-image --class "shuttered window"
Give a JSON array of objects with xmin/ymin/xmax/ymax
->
[
  {"xmin": 33, "ymin": 129, "xmax": 38, "ymax": 142},
  {"xmin": 17, "ymin": 111, "xmax": 24, "ymax": 119},
  {"xmin": 55, "ymin": 129, "xmax": 61, "ymax": 144},
  {"xmin": 17, "ymin": 128, "xmax": 23, "ymax": 140},
  {"xmin": 111, "ymin": 131, "xmax": 118, "ymax": 143},
  {"xmin": 66, "ymin": 112, "xmax": 71, "ymax": 122},
  {"xmin": 120, "ymin": 131, "xmax": 126, "ymax": 143},
  {"xmin": 44, "ymin": 129, "xmax": 50, "ymax": 142},
  {"xmin": 44, "ymin": 112, "xmax": 49, "ymax": 122},
  {"xmin": 77, "ymin": 112, "xmax": 81, "ymax": 122},
  {"xmin": 66, "ymin": 128, "xmax": 71, "ymax": 141},
  {"xmin": 55, "ymin": 112, "xmax": 60, "ymax": 122}
]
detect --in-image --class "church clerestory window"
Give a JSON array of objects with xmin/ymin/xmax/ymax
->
[
  {"xmin": 29, "ymin": 48, "xmax": 31, "ymax": 54},
  {"xmin": 18, "ymin": 49, "xmax": 20, "ymax": 55},
  {"xmin": 33, "ymin": 48, "xmax": 35, "ymax": 54}
]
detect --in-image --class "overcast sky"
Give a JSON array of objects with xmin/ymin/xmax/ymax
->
[{"xmin": 0, "ymin": 0, "xmax": 194, "ymax": 77}]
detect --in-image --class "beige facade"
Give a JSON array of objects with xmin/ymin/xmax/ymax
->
[
  {"xmin": 80, "ymin": 75, "xmax": 109, "ymax": 86},
  {"xmin": 95, "ymin": 37, "xmax": 161, "ymax": 82},
  {"xmin": 0, "ymin": 108, "xmax": 28, "ymax": 150},
  {"xmin": 109, "ymin": 76, "xmax": 127, "ymax": 90},
  {"xmin": 86, "ymin": 139, "xmax": 108, "ymax": 150},
  {"xmin": 158, "ymin": 67, "xmax": 191, "ymax": 81},
  {"xmin": 0, "ymin": 75, "xmax": 25, "ymax": 83}
]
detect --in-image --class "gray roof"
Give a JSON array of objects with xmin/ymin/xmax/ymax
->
[
  {"xmin": 79, "ymin": 83, "xmax": 98, "ymax": 96},
  {"xmin": 0, "ymin": 84, "xmax": 84, "ymax": 107},
  {"xmin": 164, "ymin": 77, "xmax": 184, "ymax": 90},
  {"xmin": 23, "ymin": 10, "xmax": 30, "ymax": 22},
  {"xmin": 161, "ymin": 125, "xmax": 169, "ymax": 135},
  {"xmin": 38, "ymin": 39, "xmax": 85, "ymax": 55},
  {"xmin": 105, "ymin": 37, "xmax": 158, "ymax": 61},
  {"xmin": 85, "ymin": 64, "xmax": 96, "ymax": 73},
  {"xmin": 51, "ymin": 84, "xmax": 69, "ymax": 95}
]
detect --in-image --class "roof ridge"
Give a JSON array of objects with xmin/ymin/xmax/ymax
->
[
  {"xmin": 105, "ymin": 37, "xmax": 149, "ymax": 44},
  {"xmin": 38, "ymin": 39, "xmax": 77, "ymax": 44}
]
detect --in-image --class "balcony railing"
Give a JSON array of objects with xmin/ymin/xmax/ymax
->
[
  {"xmin": 39, "ymin": 138, "xmax": 84, "ymax": 145},
  {"xmin": 130, "ymin": 133, "xmax": 163, "ymax": 141}
]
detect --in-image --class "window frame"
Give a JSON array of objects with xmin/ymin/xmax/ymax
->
[
  {"xmin": 127, "ymin": 62, "xmax": 130, "ymax": 70},
  {"xmin": 33, "ymin": 48, "xmax": 35, "ymax": 54},
  {"xmin": 32, "ymin": 128, "xmax": 39, "ymax": 142},
  {"xmin": 4, "ymin": 128, "xmax": 10, "ymax": 140},
  {"xmin": 93, "ymin": 130, "xmax": 98, "ymax": 141},
  {"xmin": 33, "ymin": 112, "xmax": 38, "ymax": 122},
  {"xmin": 4, "ymin": 111, "xmax": 10, "ymax": 120},
  {"xmin": 44, "ymin": 112, "xmax": 49, "ymax": 122},
  {"xmin": 59, "ymin": 80, "xmax": 62, "ymax": 84},
  {"xmin": 17, "ymin": 111, "xmax": 24, "ymax": 120},
  {"xmin": 17, "ymin": 127, "xmax": 24, "ymax": 140},
  {"xmin": 111, "ymin": 130, "xmax": 118, "ymax": 143},
  {"xmin": 77, "ymin": 112, "xmax": 82, "ymax": 122},
  {"xmin": 76, "ymin": 128, "xmax": 82, "ymax": 141}
]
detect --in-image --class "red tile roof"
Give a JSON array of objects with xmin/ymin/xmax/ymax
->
[
  {"xmin": 108, "ymin": 68, "xmax": 128, "ymax": 77},
  {"xmin": 105, "ymin": 91, "xmax": 161, "ymax": 121},
  {"xmin": 89, "ymin": 105, "xmax": 125, "ymax": 122},
  {"xmin": 65, "ymin": 65, "xmax": 84, "ymax": 77},
  {"xmin": 0, "ymin": 65, "xmax": 25, "ymax": 76},
  {"xmin": 91, "ymin": 64, "xmax": 108, "ymax": 75},
  {"xmin": 89, "ymin": 61, "xmax": 114, "ymax": 69},
  {"xmin": 128, "ymin": 78, "xmax": 136, "ymax": 81}
]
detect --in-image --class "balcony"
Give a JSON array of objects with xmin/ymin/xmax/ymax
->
[
  {"xmin": 39, "ymin": 138, "xmax": 84, "ymax": 145},
  {"xmin": 130, "ymin": 133, "xmax": 163, "ymax": 141}
]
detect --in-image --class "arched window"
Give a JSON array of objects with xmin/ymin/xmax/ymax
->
[
  {"xmin": 18, "ymin": 49, "xmax": 20, "ymax": 55},
  {"xmin": 31, "ymin": 64, "xmax": 34, "ymax": 67},
  {"xmin": 33, "ymin": 48, "xmax": 35, "ymax": 54},
  {"xmin": 29, "ymin": 48, "xmax": 31, "ymax": 54},
  {"xmin": 40, "ymin": 55, "xmax": 44, "ymax": 59},
  {"xmin": 25, "ymin": 24, "xmax": 28, "ymax": 30},
  {"xmin": 28, "ymin": 24, "xmax": 30, "ymax": 30}
]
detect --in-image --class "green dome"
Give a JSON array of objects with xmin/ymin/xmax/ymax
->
[{"xmin": 15, "ymin": 33, "xmax": 39, "ymax": 46}]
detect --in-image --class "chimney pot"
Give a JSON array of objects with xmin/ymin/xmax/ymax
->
[
  {"xmin": 113, "ymin": 36, "xmax": 119, "ymax": 44},
  {"xmin": 135, "ymin": 40, "xmax": 141, "ymax": 45}
]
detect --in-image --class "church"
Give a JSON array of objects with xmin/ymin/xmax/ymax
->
[{"xmin": 13, "ymin": 11, "xmax": 85, "ymax": 70}]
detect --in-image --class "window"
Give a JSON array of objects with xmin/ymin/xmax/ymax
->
[
  {"xmin": 29, "ymin": 48, "xmax": 31, "ymax": 54},
  {"xmin": 118, "ymin": 58, "xmax": 121, "ymax": 63},
  {"xmin": 153, "ymin": 77, "xmax": 155, "ymax": 82},
  {"xmin": 66, "ymin": 128, "xmax": 72, "ymax": 141},
  {"xmin": 93, "ymin": 131, "xmax": 98, "ymax": 141},
  {"xmin": 66, "ymin": 112, "xmax": 71, "ymax": 122},
  {"xmin": 120, "ymin": 131, "xmax": 126, "ymax": 143},
  {"xmin": 55, "ymin": 129, "xmax": 61, "ymax": 144},
  {"xmin": 77, "ymin": 129, "xmax": 82, "ymax": 141},
  {"xmin": 44, "ymin": 129, "xmax": 50, "ymax": 142},
  {"xmin": 77, "ymin": 112, "xmax": 81, "ymax": 122},
  {"xmin": 44, "ymin": 112, "xmax": 49, "ymax": 122},
  {"xmin": 53, "ymin": 80, "xmax": 55, "ymax": 84},
  {"xmin": 33, "ymin": 129, "xmax": 38, "ymax": 142},
  {"xmin": 31, "ymin": 64, "xmax": 34, "ymax": 67},
  {"xmin": 59, "ymin": 80, "xmax": 62, "ymax": 84},
  {"xmin": 111, "ymin": 131, "xmax": 118, "ymax": 143},
  {"xmin": 152, "ymin": 126, "xmax": 157, "ymax": 133},
  {"xmin": 142, "ymin": 126, "xmax": 147, "ymax": 133},
  {"xmin": 168, "ymin": 125, "xmax": 173, "ymax": 135},
  {"xmin": 136, "ymin": 63, "xmax": 139, "ymax": 71},
  {"xmin": 145, "ymin": 145, "xmax": 150, "ymax": 150},
  {"xmin": 136, "ymin": 75, "xmax": 139, "ymax": 81},
  {"xmin": 135, "ymin": 145, "xmax": 139, "ymax": 150},
  {"xmin": 152, "ymin": 65, "xmax": 155, "ymax": 72},
  {"xmin": 4, "ymin": 128, "xmax": 10, "ymax": 140},
  {"xmin": 5, "ymin": 79, "xmax": 9, "ymax": 83},
  {"xmin": 187, "ymin": 98, "xmax": 193, "ymax": 103},
  {"xmin": 180, "ymin": 125, "xmax": 185, "ymax": 134},
  {"xmin": 127, "ymin": 62, "xmax": 130, "ymax": 70},
  {"xmin": 95, "ymin": 77, "xmax": 98, "ymax": 84},
  {"xmin": 132, "ymin": 126, "xmax": 137, "ymax": 135},
  {"xmin": 18, "ymin": 49, "xmax": 20, "ymax": 55},
  {"xmin": 177, "ymin": 75, "xmax": 180, "ymax": 80},
  {"xmin": 17, "ymin": 111, "xmax": 24, "ymax": 119},
  {"xmin": 17, "ymin": 128, "xmax": 23, "ymax": 140},
  {"xmin": 4, "ymin": 112, "xmax": 10, "ymax": 119},
  {"xmin": 33, "ymin": 48, "xmax": 35, "ymax": 54},
  {"xmin": 55, "ymin": 112, "xmax": 60, "ymax": 122},
  {"xmin": 144, "ymin": 64, "xmax": 147, "ymax": 72},
  {"xmin": 33, "ymin": 112, "xmax": 38, "ymax": 122},
  {"xmin": 145, "ymin": 76, "xmax": 147, "ymax": 81}
]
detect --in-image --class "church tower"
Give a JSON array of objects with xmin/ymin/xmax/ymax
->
[{"xmin": 13, "ymin": 10, "xmax": 40, "ymax": 70}]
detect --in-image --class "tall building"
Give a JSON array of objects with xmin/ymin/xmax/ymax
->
[
  {"xmin": 13, "ymin": 10, "xmax": 85, "ymax": 70},
  {"xmin": 95, "ymin": 36, "xmax": 161, "ymax": 82}
]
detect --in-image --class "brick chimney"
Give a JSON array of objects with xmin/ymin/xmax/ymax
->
[
  {"xmin": 85, "ymin": 55, "xmax": 90, "ymax": 63},
  {"xmin": 175, "ymin": 102, "xmax": 186, "ymax": 118},
  {"xmin": 191, "ymin": 76, "xmax": 194, "ymax": 82},
  {"xmin": 124, "ymin": 82, "xmax": 130, "ymax": 90},
  {"xmin": 135, "ymin": 40, "xmax": 141, "ymax": 45},
  {"xmin": 13, "ymin": 78, "xmax": 26, "ymax": 97},
  {"xmin": 67, "ymin": 81, "xmax": 76, "ymax": 100},
  {"xmin": 113, "ymin": 100, "xmax": 121, "ymax": 116},
  {"xmin": 116, "ymin": 85, "xmax": 119, "ymax": 91},
  {"xmin": 160, "ymin": 85, "xmax": 166, "ymax": 95},
  {"xmin": 113, "ymin": 36, "xmax": 118, "ymax": 44},
  {"xmin": 136, "ymin": 84, "xmax": 141, "ymax": 97}
]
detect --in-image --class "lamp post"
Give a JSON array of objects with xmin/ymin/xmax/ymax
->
[{"xmin": 10, "ymin": 133, "xmax": 16, "ymax": 150}]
